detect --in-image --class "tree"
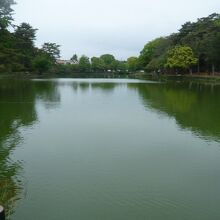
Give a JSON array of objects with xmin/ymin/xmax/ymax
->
[
  {"xmin": 176, "ymin": 13, "xmax": 220, "ymax": 73},
  {"xmin": 139, "ymin": 37, "xmax": 172, "ymax": 73},
  {"xmin": 200, "ymin": 18, "xmax": 220, "ymax": 75},
  {"xmin": 139, "ymin": 38, "xmax": 167, "ymax": 69},
  {"xmin": 14, "ymin": 23, "xmax": 37, "ymax": 69},
  {"xmin": 147, "ymin": 57, "xmax": 166, "ymax": 73},
  {"xmin": 127, "ymin": 57, "xmax": 139, "ymax": 72},
  {"xmin": 14, "ymin": 23, "xmax": 37, "ymax": 47},
  {"xmin": 165, "ymin": 46, "xmax": 198, "ymax": 74},
  {"xmin": 137, "ymin": 14, "xmax": 220, "ymax": 74},
  {"xmin": 100, "ymin": 54, "xmax": 116, "ymax": 71},
  {"xmin": 42, "ymin": 43, "xmax": 60, "ymax": 62},
  {"xmin": 91, "ymin": 57, "xmax": 104, "ymax": 72},
  {"xmin": 210, "ymin": 33, "xmax": 220, "ymax": 74},
  {"xmin": 0, "ymin": 0, "xmax": 15, "ymax": 29},
  {"xmin": 79, "ymin": 55, "xmax": 90, "ymax": 72},
  {"xmin": 33, "ymin": 54, "xmax": 52, "ymax": 74},
  {"xmin": 115, "ymin": 60, "xmax": 127, "ymax": 73},
  {"xmin": 0, "ymin": 29, "xmax": 21, "ymax": 72}
]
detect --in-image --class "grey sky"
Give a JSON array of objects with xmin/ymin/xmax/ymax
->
[{"xmin": 14, "ymin": 0, "xmax": 220, "ymax": 60}]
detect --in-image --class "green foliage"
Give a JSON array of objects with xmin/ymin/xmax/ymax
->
[
  {"xmin": 90, "ymin": 55, "xmax": 127, "ymax": 74},
  {"xmin": 42, "ymin": 43, "xmax": 60, "ymax": 62},
  {"xmin": 0, "ymin": 20, "xmax": 57, "ymax": 74},
  {"xmin": 165, "ymin": 46, "xmax": 198, "ymax": 72},
  {"xmin": 0, "ymin": 29, "xmax": 25, "ymax": 72},
  {"xmin": 91, "ymin": 57, "xmax": 104, "ymax": 72},
  {"xmin": 0, "ymin": 3, "xmax": 220, "ymax": 76},
  {"xmin": 127, "ymin": 57, "xmax": 139, "ymax": 72},
  {"xmin": 70, "ymin": 63, "xmax": 80, "ymax": 73},
  {"xmin": 79, "ymin": 55, "xmax": 91, "ymax": 72},
  {"xmin": 172, "ymin": 13, "xmax": 220, "ymax": 73},
  {"xmin": 0, "ymin": 0, "xmax": 16, "ymax": 29},
  {"xmin": 146, "ymin": 37, "xmax": 172, "ymax": 71},
  {"xmin": 139, "ymin": 13, "xmax": 220, "ymax": 74},
  {"xmin": 115, "ymin": 60, "xmax": 127, "ymax": 73},
  {"xmin": 14, "ymin": 23, "xmax": 37, "ymax": 47},
  {"xmin": 100, "ymin": 54, "xmax": 116, "ymax": 71},
  {"xmin": 139, "ymin": 38, "xmax": 168, "ymax": 69},
  {"xmin": 14, "ymin": 23, "xmax": 37, "ymax": 69},
  {"xmin": 33, "ymin": 54, "xmax": 52, "ymax": 74},
  {"xmin": 54, "ymin": 64, "xmax": 74, "ymax": 76},
  {"xmin": 147, "ymin": 56, "xmax": 165, "ymax": 72}
]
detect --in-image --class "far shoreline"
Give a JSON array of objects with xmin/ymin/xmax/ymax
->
[{"xmin": 1, "ymin": 72, "xmax": 220, "ymax": 84}]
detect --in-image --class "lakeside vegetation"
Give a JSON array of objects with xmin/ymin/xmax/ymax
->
[{"xmin": 0, "ymin": 0, "xmax": 220, "ymax": 77}]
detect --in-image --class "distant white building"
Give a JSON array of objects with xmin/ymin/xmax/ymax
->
[{"xmin": 56, "ymin": 59, "xmax": 77, "ymax": 65}]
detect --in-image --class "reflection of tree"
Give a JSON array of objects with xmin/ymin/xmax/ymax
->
[
  {"xmin": 129, "ymin": 82, "xmax": 220, "ymax": 141},
  {"xmin": 0, "ymin": 79, "xmax": 37, "ymax": 218},
  {"xmin": 33, "ymin": 80, "xmax": 61, "ymax": 109},
  {"xmin": 71, "ymin": 82, "xmax": 117, "ymax": 94},
  {"xmin": 0, "ymin": 133, "xmax": 22, "ymax": 218},
  {"xmin": 90, "ymin": 83, "xmax": 116, "ymax": 93},
  {"xmin": 70, "ymin": 82, "xmax": 90, "ymax": 93},
  {"xmin": 0, "ymin": 79, "xmax": 61, "ymax": 219},
  {"xmin": 78, "ymin": 83, "xmax": 90, "ymax": 92}
]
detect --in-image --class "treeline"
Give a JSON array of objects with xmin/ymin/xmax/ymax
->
[
  {"xmin": 0, "ymin": 0, "xmax": 129, "ymax": 77},
  {"xmin": 1, "ymin": 0, "xmax": 220, "ymax": 76},
  {"xmin": 0, "ymin": 0, "xmax": 61, "ymax": 74},
  {"xmin": 54, "ymin": 13, "xmax": 220, "ymax": 76},
  {"xmin": 56, "ymin": 54, "xmax": 128, "ymax": 77},
  {"xmin": 135, "ymin": 13, "xmax": 220, "ymax": 75}
]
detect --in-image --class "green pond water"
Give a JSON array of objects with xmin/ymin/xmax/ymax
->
[{"xmin": 0, "ymin": 78, "xmax": 220, "ymax": 220}]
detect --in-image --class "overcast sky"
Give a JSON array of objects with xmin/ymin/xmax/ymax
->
[{"xmin": 13, "ymin": 0, "xmax": 220, "ymax": 60}]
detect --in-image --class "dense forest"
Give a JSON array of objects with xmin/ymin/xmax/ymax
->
[{"xmin": 0, "ymin": 0, "xmax": 220, "ymax": 76}]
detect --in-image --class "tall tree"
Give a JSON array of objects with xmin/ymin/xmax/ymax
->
[
  {"xmin": 42, "ymin": 43, "xmax": 60, "ymax": 62},
  {"xmin": 14, "ymin": 23, "xmax": 37, "ymax": 69},
  {"xmin": 0, "ymin": 0, "xmax": 15, "ymax": 29},
  {"xmin": 14, "ymin": 23, "xmax": 37, "ymax": 47},
  {"xmin": 178, "ymin": 13, "xmax": 220, "ymax": 73}
]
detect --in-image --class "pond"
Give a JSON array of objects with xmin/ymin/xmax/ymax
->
[{"xmin": 0, "ymin": 78, "xmax": 220, "ymax": 220}]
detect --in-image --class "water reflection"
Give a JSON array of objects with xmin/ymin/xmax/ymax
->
[
  {"xmin": 78, "ymin": 83, "xmax": 90, "ymax": 92},
  {"xmin": 70, "ymin": 82, "xmax": 117, "ymax": 94},
  {"xmin": 90, "ymin": 83, "xmax": 116, "ymax": 93},
  {"xmin": 0, "ymin": 79, "xmax": 61, "ymax": 219},
  {"xmin": 61, "ymin": 79, "xmax": 220, "ymax": 142},
  {"xmin": 129, "ymin": 81, "xmax": 220, "ymax": 142},
  {"xmin": 1, "ymin": 78, "xmax": 220, "ymax": 219}
]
